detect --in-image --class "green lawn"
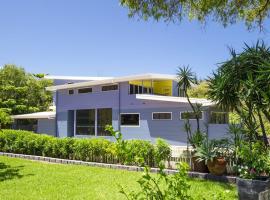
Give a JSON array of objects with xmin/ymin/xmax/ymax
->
[{"xmin": 0, "ymin": 156, "xmax": 237, "ymax": 200}]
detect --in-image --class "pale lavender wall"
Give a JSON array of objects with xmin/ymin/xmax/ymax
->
[{"xmin": 55, "ymin": 81, "xmax": 227, "ymax": 145}]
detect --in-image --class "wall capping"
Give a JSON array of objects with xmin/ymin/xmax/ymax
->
[{"xmin": 0, "ymin": 152, "xmax": 236, "ymax": 184}]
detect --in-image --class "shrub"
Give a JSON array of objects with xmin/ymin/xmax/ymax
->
[{"xmin": 0, "ymin": 129, "xmax": 171, "ymax": 168}]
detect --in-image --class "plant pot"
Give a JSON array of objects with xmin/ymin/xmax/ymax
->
[
  {"xmin": 192, "ymin": 156, "xmax": 209, "ymax": 173},
  {"xmin": 207, "ymin": 157, "xmax": 226, "ymax": 176},
  {"xmin": 236, "ymin": 177, "xmax": 270, "ymax": 200}
]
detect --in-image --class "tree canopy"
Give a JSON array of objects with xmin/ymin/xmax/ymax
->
[
  {"xmin": 0, "ymin": 64, "xmax": 53, "ymax": 115},
  {"xmin": 187, "ymin": 81, "xmax": 209, "ymax": 98},
  {"xmin": 120, "ymin": 0, "xmax": 270, "ymax": 29}
]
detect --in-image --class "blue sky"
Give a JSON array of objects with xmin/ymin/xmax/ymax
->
[{"xmin": 0, "ymin": 0, "xmax": 269, "ymax": 79}]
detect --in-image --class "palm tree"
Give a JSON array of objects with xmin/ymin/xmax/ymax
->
[{"xmin": 176, "ymin": 66, "xmax": 201, "ymax": 132}]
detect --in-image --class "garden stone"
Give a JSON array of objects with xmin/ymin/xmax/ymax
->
[{"xmin": 237, "ymin": 178, "xmax": 270, "ymax": 200}]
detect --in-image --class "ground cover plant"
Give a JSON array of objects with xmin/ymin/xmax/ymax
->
[{"xmin": 0, "ymin": 156, "xmax": 237, "ymax": 200}]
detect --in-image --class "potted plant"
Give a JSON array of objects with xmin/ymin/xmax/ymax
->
[
  {"xmin": 236, "ymin": 141, "xmax": 270, "ymax": 200},
  {"xmin": 188, "ymin": 131, "xmax": 209, "ymax": 173},
  {"xmin": 195, "ymin": 139, "xmax": 227, "ymax": 176}
]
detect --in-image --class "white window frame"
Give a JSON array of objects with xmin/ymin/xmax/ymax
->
[
  {"xmin": 152, "ymin": 112, "xmax": 172, "ymax": 120},
  {"xmin": 180, "ymin": 111, "xmax": 204, "ymax": 120},
  {"xmin": 120, "ymin": 113, "xmax": 140, "ymax": 127}
]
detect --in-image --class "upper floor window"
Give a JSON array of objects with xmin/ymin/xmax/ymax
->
[
  {"xmin": 78, "ymin": 87, "xmax": 92, "ymax": 94},
  {"xmin": 68, "ymin": 89, "xmax": 74, "ymax": 95},
  {"xmin": 102, "ymin": 85, "xmax": 118, "ymax": 91},
  {"xmin": 210, "ymin": 112, "xmax": 228, "ymax": 124},
  {"xmin": 152, "ymin": 112, "xmax": 172, "ymax": 120},
  {"xmin": 180, "ymin": 111, "xmax": 203, "ymax": 120},
  {"xmin": 129, "ymin": 84, "xmax": 152, "ymax": 95},
  {"xmin": 178, "ymin": 88, "xmax": 186, "ymax": 97}
]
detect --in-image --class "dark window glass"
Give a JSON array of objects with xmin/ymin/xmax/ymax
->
[
  {"xmin": 134, "ymin": 85, "xmax": 139, "ymax": 94},
  {"xmin": 76, "ymin": 109, "xmax": 95, "ymax": 135},
  {"xmin": 102, "ymin": 85, "xmax": 118, "ymax": 91},
  {"xmin": 130, "ymin": 84, "xmax": 134, "ymax": 94},
  {"xmin": 181, "ymin": 112, "xmax": 202, "ymax": 120},
  {"xmin": 68, "ymin": 90, "xmax": 74, "ymax": 95},
  {"xmin": 121, "ymin": 114, "xmax": 139, "ymax": 126},
  {"xmin": 210, "ymin": 112, "xmax": 228, "ymax": 124},
  {"xmin": 143, "ymin": 87, "xmax": 148, "ymax": 93},
  {"xmin": 153, "ymin": 112, "xmax": 172, "ymax": 120},
  {"xmin": 97, "ymin": 108, "xmax": 112, "ymax": 136},
  {"xmin": 138, "ymin": 86, "xmax": 143, "ymax": 94},
  {"xmin": 78, "ymin": 88, "xmax": 92, "ymax": 94}
]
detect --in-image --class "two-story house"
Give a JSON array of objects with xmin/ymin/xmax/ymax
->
[{"xmin": 12, "ymin": 74, "xmax": 229, "ymax": 146}]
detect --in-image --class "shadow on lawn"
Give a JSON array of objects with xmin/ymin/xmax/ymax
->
[{"xmin": 0, "ymin": 162, "xmax": 32, "ymax": 182}]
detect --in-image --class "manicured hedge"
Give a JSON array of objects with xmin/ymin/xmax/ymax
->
[{"xmin": 0, "ymin": 129, "xmax": 171, "ymax": 167}]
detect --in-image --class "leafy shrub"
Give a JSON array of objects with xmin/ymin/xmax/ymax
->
[
  {"xmin": 120, "ymin": 162, "xmax": 191, "ymax": 200},
  {"xmin": 0, "ymin": 129, "xmax": 171, "ymax": 167}
]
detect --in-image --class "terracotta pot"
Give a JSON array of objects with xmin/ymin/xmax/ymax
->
[
  {"xmin": 192, "ymin": 156, "xmax": 209, "ymax": 173},
  {"xmin": 207, "ymin": 157, "xmax": 226, "ymax": 176}
]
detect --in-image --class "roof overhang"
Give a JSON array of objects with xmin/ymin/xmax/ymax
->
[
  {"xmin": 44, "ymin": 75, "xmax": 113, "ymax": 81},
  {"xmin": 46, "ymin": 73, "xmax": 178, "ymax": 92},
  {"xmin": 136, "ymin": 94, "xmax": 215, "ymax": 106},
  {"xmin": 12, "ymin": 111, "xmax": 56, "ymax": 120}
]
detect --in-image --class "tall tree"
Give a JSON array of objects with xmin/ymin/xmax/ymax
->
[
  {"xmin": 177, "ymin": 66, "xmax": 201, "ymax": 132},
  {"xmin": 208, "ymin": 41, "xmax": 270, "ymax": 146},
  {"xmin": 120, "ymin": 0, "xmax": 270, "ymax": 29},
  {"xmin": 0, "ymin": 64, "xmax": 53, "ymax": 115}
]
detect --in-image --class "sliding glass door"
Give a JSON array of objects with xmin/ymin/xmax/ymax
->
[
  {"xmin": 76, "ymin": 109, "xmax": 95, "ymax": 135},
  {"xmin": 97, "ymin": 108, "xmax": 112, "ymax": 136}
]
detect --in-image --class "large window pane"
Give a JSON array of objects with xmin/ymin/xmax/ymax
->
[
  {"xmin": 180, "ymin": 112, "xmax": 203, "ymax": 120},
  {"xmin": 152, "ymin": 112, "xmax": 172, "ymax": 120},
  {"xmin": 97, "ymin": 108, "xmax": 112, "ymax": 136},
  {"xmin": 76, "ymin": 109, "xmax": 95, "ymax": 135},
  {"xmin": 121, "ymin": 114, "xmax": 140, "ymax": 126},
  {"xmin": 210, "ymin": 112, "xmax": 228, "ymax": 124}
]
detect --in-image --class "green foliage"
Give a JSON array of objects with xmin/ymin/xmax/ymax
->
[
  {"xmin": 188, "ymin": 131, "xmax": 207, "ymax": 149},
  {"xmin": 120, "ymin": 162, "xmax": 191, "ymax": 200},
  {"xmin": 187, "ymin": 81, "xmax": 209, "ymax": 98},
  {"xmin": 237, "ymin": 141, "xmax": 270, "ymax": 179},
  {"xmin": 208, "ymin": 41, "xmax": 270, "ymax": 146},
  {"xmin": 0, "ymin": 129, "xmax": 171, "ymax": 167},
  {"xmin": 0, "ymin": 108, "xmax": 12, "ymax": 129},
  {"xmin": 120, "ymin": 0, "xmax": 269, "ymax": 29},
  {"xmin": 0, "ymin": 64, "xmax": 53, "ymax": 115}
]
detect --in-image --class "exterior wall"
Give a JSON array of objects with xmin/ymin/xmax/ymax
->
[
  {"xmin": 55, "ymin": 81, "xmax": 228, "ymax": 146},
  {"xmin": 37, "ymin": 119, "xmax": 55, "ymax": 136},
  {"xmin": 208, "ymin": 124, "xmax": 229, "ymax": 139}
]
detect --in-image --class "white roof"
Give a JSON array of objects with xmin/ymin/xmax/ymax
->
[
  {"xmin": 12, "ymin": 111, "xmax": 56, "ymax": 119},
  {"xmin": 46, "ymin": 73, "xmax": 178, "ymax": 91},
  {"xmin": 136, "ymin": 94, "xmax": 215, "ymax": 106},
  {"xmin": 44, "ymin": 75, "xmax": 113, "ymax": 81}
]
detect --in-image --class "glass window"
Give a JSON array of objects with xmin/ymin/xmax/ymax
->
[
  {"xmin": 102, "ymin": 85, "xmax": 118, "ymax": 91},
  {"xmin": 152, "ymin": 112, "xmax": 172, "ymax": 120},
  {"xmin": 120, "ymin": 113, "xmax": 140, "ymax": 126},
  {"xmin": 180, "ymin": 112, "xmax": 203, "ymax": 120},
  {"xmin": 97, "ymin": 108, "xmax": 112, "ymax": 136},
  {"xmin": 68, "ymin": 89, "xmax": 74, "ymax": 95},
  {"xmin": 210, "ymin": 112, "xmax": 228, "ymax": 124},
  {"xmin": 78, "ymin": 88, "xmax": 92, "ymax": 94},
  {"xmin": 76, "ymin": 109, "xmax": 95, "ymax": 135},
  {"xmin": 178, "ymin": 88, "xmax": 186, "ymax": 97}
]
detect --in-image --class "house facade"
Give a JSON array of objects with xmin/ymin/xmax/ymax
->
[{"xmin": 12, "ymin": 74, "xmax": 229, "ymax": 146}]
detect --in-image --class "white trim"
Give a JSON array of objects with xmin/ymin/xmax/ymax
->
[
  {"xmin": 179, "ymin": 111, "xmax": 204, "ymax": 120},
  {"xmin": 152, "ymin": 112, "xmax": 172, "ymax": 120},
  {"xmin": 136, "ymin": 94, "xmax": 215, "ymax": 106},
  {"xmin": 46, "ymin": 73, "xmax": 178, "ymax": 91},
  {"xmin": 120, "ymin": 113, "xmax": 140, "ymax": 127},
  {"xmin": 12, "ymin": 111, "xmax": 55, "ymax": 119},
  {"xmin": 44, "ymin": 75, "xmax": 113, "ymax": 81}
]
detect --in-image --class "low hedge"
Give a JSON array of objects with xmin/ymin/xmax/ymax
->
[{"xmin": 0, "ymin": 129, "xmax": 171, "ymax": 167}]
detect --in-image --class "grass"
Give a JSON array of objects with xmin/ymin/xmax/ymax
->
[{"xmin": 0, "ymin": 156, "xmax": 237, "ymax": 200}]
